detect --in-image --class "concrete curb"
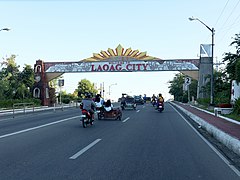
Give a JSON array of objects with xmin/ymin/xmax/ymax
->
[
  {"xmin": 189, "ymin": 104, "xmax": 240, "ymax": 125},
  {"xmin": 170, "ymin": 102, "xmax": 240, "ymax": 156}
]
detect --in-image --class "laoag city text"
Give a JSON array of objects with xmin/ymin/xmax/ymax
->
[{"xmin": 91, "ymin": 63, "xmax": 149, "ymax": 72}]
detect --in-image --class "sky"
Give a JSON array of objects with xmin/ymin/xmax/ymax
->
[{"xmin": 1, "ymin": 0, "xmax": 240, "ymax": 101}]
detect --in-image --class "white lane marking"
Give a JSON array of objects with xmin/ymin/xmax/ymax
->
[
  {"xmin": 122, "ymin": 117, "xmax": 130, "ymax": 123},
  {"xmin": 0, "ymin": 116, "xmax": 80, "ymax": 139},
  {"xmin": 137, "ymin": 110, "xmax": 140, "ymax": 113},
  {"xmin": 69, "ymin": 139, "xmax": 102, "ymax": 160},
  {"xmin": 170, "ymin": 104, "xmax": 240, "ymax": 177}
]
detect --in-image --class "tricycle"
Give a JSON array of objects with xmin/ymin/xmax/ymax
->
[{"xmin": 97, "ymin": 106, "xmax": 122, "ymax": 120}]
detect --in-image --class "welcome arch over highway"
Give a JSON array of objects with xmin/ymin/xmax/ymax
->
[
  {"xmin": 44, "ymin": 44, "xmax": 199, "ymax": 74},
  {"xmin": 33, "ymin": 44, "xmax": 202, "ymax": 105}
]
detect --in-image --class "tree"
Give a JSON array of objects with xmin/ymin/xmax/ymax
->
[
  {"xmin": 21, "ymin": 64, "xmax": 35, "ymax": 88},
  {"xmin": 214, "ymin": 69, "xmax": 231, "ymax": 104},
  {"xmin": 0, "ymin": 55, "xmax": 20, "ymax": 99},
  {"xmin": 168, "ymin": 73, "xmax": 197, "ymax": 103},
  {"xmin": 77, "ymin": 79, "xmax": 98, "ymax": 99},
  {"xmin": 223, "ymin": 33, "xmax": 240, "ymax": 81},
  {"xmin": 168, "ymin": 73, "xmax": 184, "ymax": 101},
  {"xmin": 18, "ymin": 64, "xmax": 35, "ymax": 98},
  {"xmin": 235, "ymin": 60, "xmax": 240, "ymax": 83}
]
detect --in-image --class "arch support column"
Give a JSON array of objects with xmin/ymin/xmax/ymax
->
[{"xmin": 33, "ymin": 60, "xmax": 50, "ymax": 106}]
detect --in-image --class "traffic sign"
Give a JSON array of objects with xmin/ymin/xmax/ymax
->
[{"xmin": 185, "ymin": 77, "xmax": 191, "ymax": 85}]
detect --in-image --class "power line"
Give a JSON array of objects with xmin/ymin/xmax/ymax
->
[
  {"xmin": 218, "ymin": 0, "xmax": 240, "ymax": 31},
  {"xmin": 204, "ymin": 0, "xmax": 231, "ymax": 42},
  {"xmin": 214, "ymin": 0, "xmax": 230, "ymax": 27},
  {"xmin": 215, "ymin": 0, "xmax": 240, "ymax": 53}
]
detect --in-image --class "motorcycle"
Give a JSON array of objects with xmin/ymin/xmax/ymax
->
[
  {"xmin": 80, "ymin": 109, "xmax": 94, "ymax": 128},
  {"xmin": 151, "ymin": 98, "xmax": 157, "ymax": 107},
  {"xmin": 156, "ymin": 102, "xmax": 164, "ymax": 113}
]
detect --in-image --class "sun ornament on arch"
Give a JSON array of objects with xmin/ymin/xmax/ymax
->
[{"xmin": 82, "ymin": 44, "xmax": 161, "ymax": 62}]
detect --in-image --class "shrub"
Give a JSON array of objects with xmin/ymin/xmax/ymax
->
[
  {"xmin": 62, "ymin": 98, "xmax": 71, "ymax": 104},
  {"xmin": 0, "ymin": 98, "xmax": 41, "ymax": 109},
  {"xmin": 232, "ymin": 98, "xmax": 240, "ymax": 115},
  {"xmin": 197, "ymin": 98, "xmax": 210, "ymax": 106}
]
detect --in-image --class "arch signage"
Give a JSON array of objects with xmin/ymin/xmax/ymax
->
[{"xmin": 33, "ymin": 44, "xmax": 200, "ymax": 105}]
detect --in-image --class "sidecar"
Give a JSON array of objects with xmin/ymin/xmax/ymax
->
[{"xmin": 97, "ymin": 107, "xmax": 122, "ymax": 120}]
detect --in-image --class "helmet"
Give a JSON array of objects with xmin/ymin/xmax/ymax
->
[
  {"xmin": 96, "ymin": 94, "xmax": 101, "ymax": 98},
  {"xmin": 159, "ymin": 93, "xmax": 162, "ymax": 97},
  {"xmin": 85, "ymin": 92, "xmax": 91, "ymax": 98}
]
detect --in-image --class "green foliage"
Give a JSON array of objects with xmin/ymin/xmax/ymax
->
[
  {"xmin": 77, "ymin": 79, "xmax": 98, "ymax": 98},
  {"xmin": 62, "ymin": 98, "xmax": 71, "ymax": 104},
  {"xmin": 168, "ymin": 73, "xmax": 197, "ymax": 103},
  {"xmin": 235, "ymin": 59, "xmax": 240, "ymax": 83},
  {"xmin": 0, "ymin": 55, "xmax": 35, "ymax": 108},
  {"xmin": 232, "ymin": 98, "xmax": 240, "ymax": 115},
  {"xmin": 223, "ymin": 33, "xmax": 240, "ymax": 81},
  {"xmin": 197, "ymin": 98, "xmax": 210, "ymax": 106},
  {"xmin": 224, "ymin": 114, "xmax": 240, "ymax": 122},
  {"xmin": 0, "ymin": 98, "xmax": 41, "ymax": 108},
  {"xmin": 168, "ymin": 73, "xmax": 184, "ymax": 101},
  {"xmin": 214, "ymin": 69, "xmax": 231, "ymax": 104},
  {"xmin": 57, "ymin": 91, "xmax": 78, "ymax": 104}
]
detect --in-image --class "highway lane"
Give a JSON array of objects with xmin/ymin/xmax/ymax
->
[
  {"xmin": 0, "ymin": 103, "xmax": 239, "ymax": 180},
  {"xmin": 0, "ymin": 108, "xmax": 82, "ymax": 136}
]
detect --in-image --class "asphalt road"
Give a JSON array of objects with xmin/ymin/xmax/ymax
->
[{"xmin": 0, "ymin": 103, "xmax": 239, "ymax": 180}]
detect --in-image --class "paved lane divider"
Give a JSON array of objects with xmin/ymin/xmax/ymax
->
[
  {"xmin": 0, "ymin": 116, "xmax": 80, "ymax": 139},
  {"xmin": 136, "ymin": 110, "xmax": 140, "ymax": 113},
  {"xmin": 122, "ymin": 117, "xmax": 130, "ymax": 123},
  {"xmin": 69, "ymin": 139, "xmax": 102, "ymax": 160}
]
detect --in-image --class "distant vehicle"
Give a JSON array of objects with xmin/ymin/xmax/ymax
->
[
  {"xmin": 121, "ymin": 94, "xmax": 137, "ymax": 110},
  {"xmin": 145, "ymin": 97, "xmax": 151, "ymax": 102},
  {"xmin": 134, "ymin": 95, "xmax": 144, "ymax": 105}
]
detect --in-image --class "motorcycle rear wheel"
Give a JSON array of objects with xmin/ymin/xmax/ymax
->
[
  {"xmin": 82, "ymin": 119, "xmax": 87, "ymax": 128},
  {"xmin": 90, "ymin": 120, "xmax": 93, "ymax": 125}
]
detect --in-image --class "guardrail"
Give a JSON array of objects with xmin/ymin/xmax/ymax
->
[
  {"xmin": 13, "ymin": 103, "xmax": 35, "ymax": 118},
  {"xmin": 0, "ymin": 102, "xmax": 80, "ymax": 118},
  {"xmin": 0, "ymin": 102, "xmax": 121, "ymax": 119}
]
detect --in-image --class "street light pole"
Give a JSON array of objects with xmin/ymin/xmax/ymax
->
[
  {"xmin": 189, "ymin": 17, "xmax": 215, "ymax": 105},
  {"xmin": 109, "ymin": 83, "xmax": 117, "ymax": 98}
]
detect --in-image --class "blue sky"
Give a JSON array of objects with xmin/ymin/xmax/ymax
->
[{"xmin": 1, "ymin": 0, "xmax": 240, "ymax": 101}]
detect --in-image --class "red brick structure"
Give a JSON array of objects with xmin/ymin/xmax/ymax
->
[{"xmin": 33, "ymin": 60, "xmax": 50, "ymax": 106}]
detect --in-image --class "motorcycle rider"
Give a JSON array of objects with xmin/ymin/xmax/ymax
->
[
  {"xmin": 94, "ymin": 94, "xmax": 104, "ymax": 108},
  {"xmin": 81, "ymin": 93, "xmax": 96, "ymax": 120},
  {"xmin": 104, "ymin": 99, "xmax": 113, "ymax": 112},
  {"xmin": 158, "ymin": 93, "xmax": 164, "ymax": 103},
  {"xmin": 151, "ymin": 94, "xmax": 157, "ymax": 106},
  {"xmin": 157, "ymin": 93, "xmax": 164, "ymax": 110},
  {"xmin": 120, "ymin": 93, "xmax": 126, "ymax": 107}
]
